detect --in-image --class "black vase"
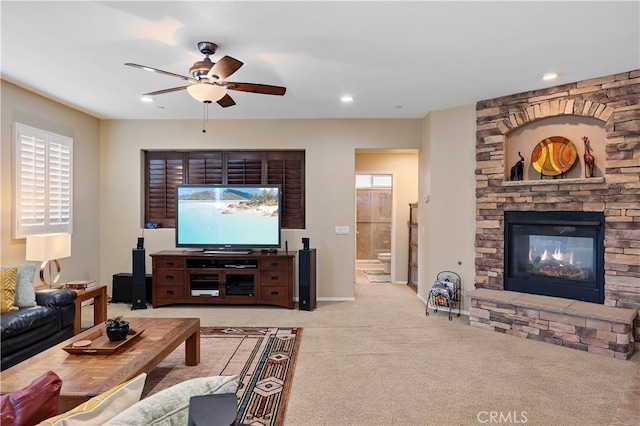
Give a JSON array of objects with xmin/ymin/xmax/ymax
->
[{"xmin": 106, "ymin": 324, "xmax": 129, "ymax": 341}]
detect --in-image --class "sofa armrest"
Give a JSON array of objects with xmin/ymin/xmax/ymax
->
[{"xmin": 35, "ymin": 289, "xmax": 77, "ymax": 308}]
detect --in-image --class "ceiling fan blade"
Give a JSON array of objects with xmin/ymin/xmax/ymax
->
[
  {"xmin": 225, "ymin": 82, "xmax": 286, "ymax": 96},
  {"xmin": 125, "ymin": 63, "xmax": 199, "ymax": 84},
  {"xmin": 206, "ymin": 56, "xmax": 244, "ymax": 81},
  {"xmin": 217, "ymin": 93, "xmax": 236, "ymax": 108},
  {"xmin": 143, "ymin": 86, "xmax": 189, "ymax": 96}
]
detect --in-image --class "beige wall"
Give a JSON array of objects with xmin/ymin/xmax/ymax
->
[
  {"xmin": 355, "ymin": 151, "xmax": 419, "ymax": 283},
  {"xmin": 2, "ymin": 79, "xmax": 478, "ymax": 306},
  {"xmin": 419, "ymin": 105, "xmax": 476, "ymax": 310},
  {"xmin": 99, "ymin": 119, "xmax": 422, "ymax": 299},
  {"xmin": 1, "ymin": 81, "xmax": 101, "ymax": 282}
]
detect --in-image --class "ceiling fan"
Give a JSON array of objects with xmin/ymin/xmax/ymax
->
[{"xmin": 125, "ymin": 41, "xmax": 286, "ymax": 108}]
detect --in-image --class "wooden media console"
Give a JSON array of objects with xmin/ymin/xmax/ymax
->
[{"xmin": 151, "ymin": 250, "xmax": 295, "ymax": 309}]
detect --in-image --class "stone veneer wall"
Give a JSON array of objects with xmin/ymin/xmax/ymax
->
[{"xmin": 474, "ymin": 70, "xmax": 640, "ymax": 338}]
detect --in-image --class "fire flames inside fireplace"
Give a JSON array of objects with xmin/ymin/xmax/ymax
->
[
  {"xmin": 527, "ymin": 235, "xmax": 593, "ymax": 282},
  {"xmin": 505, "ymin": 211, "xmax": 604, "ymax": 304}
]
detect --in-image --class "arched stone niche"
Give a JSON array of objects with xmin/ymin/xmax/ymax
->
[{"xmin": 505, "ymin": 115, "xmax": 606, "ymax": 180}]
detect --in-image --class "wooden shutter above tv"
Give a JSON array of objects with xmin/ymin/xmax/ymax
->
[
  {"xmin": 144, "ymin": 150, "xmax": 305, "ymax": 229},
  {"xmin": 226, "ymin": 151, "xmax": 263, "ymax": 185},
  {"xmin": 266, "ymin": 151, "xmax": 305, "ymax": 230},
  {"xmin": 187, "ymin": 152, "xmax": 223, "ymax": 184}
]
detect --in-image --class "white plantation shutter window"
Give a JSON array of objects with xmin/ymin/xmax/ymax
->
[{"xmin": 14, "ymin": 123, "xmax": 73, "ymax": 238}]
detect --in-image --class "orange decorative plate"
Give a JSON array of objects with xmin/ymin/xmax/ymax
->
[{"xmin": 531, "ymin": 136, "xmax": 577, "ymax": 176}]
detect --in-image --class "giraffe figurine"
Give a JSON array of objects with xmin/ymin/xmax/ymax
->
[{"xmin": 583, "ymin": 136, "xmax": 595, "ymax": 178}]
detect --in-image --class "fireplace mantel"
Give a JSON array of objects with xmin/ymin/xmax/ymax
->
[{"xmin": 501, "ymin": 177, "xmax": 605, "ymax": 188}]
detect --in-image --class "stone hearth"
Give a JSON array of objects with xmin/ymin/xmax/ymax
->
[
  {"xmin": 472, "ymin": 70, "xmax": 640, "ymax": 357},
  {"xmin": 470, "ymin": 288, "xmax": 636, "ymax": 359}
]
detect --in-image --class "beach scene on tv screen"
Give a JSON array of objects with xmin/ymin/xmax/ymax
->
[{"xmin": 177, "ymin": 187, "xmax": 279, "ymax": 246}]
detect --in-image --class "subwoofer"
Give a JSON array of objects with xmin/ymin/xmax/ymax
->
[
  {"xmin": 298, "ymin": 248, "xmax": 316, "ymax": 311},
  {"xmin": 112, "ymin": 273, "xmax": 152, "ymax": 303}
]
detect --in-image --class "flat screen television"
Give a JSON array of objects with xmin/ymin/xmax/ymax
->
[{"xmin": 175, "ymin": 184, "xmax": 281, "ymax": 253}]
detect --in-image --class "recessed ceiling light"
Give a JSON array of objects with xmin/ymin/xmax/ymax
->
[
  {"xmin": 341, "ymin": 95, "xmax": 354, "ymax": 103},
  {"xmin": 140, "ymin": 96, "xmax": 155, "ymax": 103},
  {"xmin": 540, "ymin": 72, "xmax": 559, "ymax": 81}
]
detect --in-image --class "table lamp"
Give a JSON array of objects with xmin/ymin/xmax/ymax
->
[{"xmin": 26, "ymin": 233, "xmax": 72, "ymax": 287}]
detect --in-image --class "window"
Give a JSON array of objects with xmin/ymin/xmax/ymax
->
[
  {"xmin": 13, "ymin": 123, "xmax": 73, "ymax": 238},
  {"xmin": 144, "ymin": 150, "xmax": 305, "ymax": 229},
  {"xmin": 356, "ymin": 174, "xmax": 392, "ymax": 188}
]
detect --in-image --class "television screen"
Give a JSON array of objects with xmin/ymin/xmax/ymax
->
[{"xmin": 175, "ymin": 184, "xmax": 281, "ymax": 252}]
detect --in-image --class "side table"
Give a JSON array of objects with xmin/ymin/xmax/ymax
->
[{"xmin": 72, "ymin": 285, "xmax": 108, "ymax": 334}]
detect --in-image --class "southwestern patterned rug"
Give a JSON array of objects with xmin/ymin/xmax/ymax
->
[{"xmin": 142, "ymin": 327, "xmax": 302, "ymax": 426}]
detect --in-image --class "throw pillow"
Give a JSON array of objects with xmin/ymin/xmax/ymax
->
[
  {"xmin": 0, "ymin": 370, "xmax": 62, "ymax": 426},
  {"xmin": 104, "ymin": 375, "xmax": 240, "ymax": 426},
  {"xmin": 37, "ymin": 373, "xmax": 147, "ymax": 426},
  {"xmin": 14, "ymin": 263, "xmax": 37, "ymax": 308},
  {"xmin": 0, "ymin": 267, "xmax": 19, "ymax": 312}
]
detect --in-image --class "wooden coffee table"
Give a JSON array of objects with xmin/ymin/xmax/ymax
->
[{"xmin": 0, "ymin": 317, "xmax": 200, "ymax": 411}]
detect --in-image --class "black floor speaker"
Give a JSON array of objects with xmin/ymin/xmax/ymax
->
[
  {"xmin": 298, "ymin": 248, "xmax": 317, "ymax": 311},
  {"xmin": 132, "ymin": 248, "xmax": 148, "ymax": 310}
]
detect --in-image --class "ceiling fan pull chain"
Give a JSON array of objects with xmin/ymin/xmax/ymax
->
[{"xmin": 202, "ymin": 100, "xmax": 212, "ymax": 133}]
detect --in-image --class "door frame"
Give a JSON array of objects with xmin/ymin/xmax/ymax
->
[{"xmin": 354, "ymin": 171, "xmax": 396, "ymax": 280}]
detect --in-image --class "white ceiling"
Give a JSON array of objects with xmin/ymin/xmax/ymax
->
[{"xmin": 2, "ymin": 1, "xmax": 638, "ymax": 120}]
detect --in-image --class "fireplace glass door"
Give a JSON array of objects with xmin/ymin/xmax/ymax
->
[{"xmin": 504, "ymin": 211, "xmax": 604, "ymax": 303}]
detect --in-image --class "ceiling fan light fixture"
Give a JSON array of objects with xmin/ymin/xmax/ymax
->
[{"xmin": 187, "ymin": 83, "xmax": 227, "ymax": 102}]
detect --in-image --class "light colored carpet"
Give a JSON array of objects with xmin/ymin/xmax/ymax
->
[{"xmin": 84, "ymin": 272, "xmax": 640, "ymax": 425}]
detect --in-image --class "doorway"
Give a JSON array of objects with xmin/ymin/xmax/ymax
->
[{"xmin": 355, "ymin": 174, "xmax": 393, "ymax": 277}]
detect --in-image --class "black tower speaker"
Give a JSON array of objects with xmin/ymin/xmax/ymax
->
[
  {"xmin": 298, "ymin": 248, "xmax": 316, "ymax": 311},
  {"xmin": 131, "ymin": 248, "xmax": 147, "ymax": 310}
]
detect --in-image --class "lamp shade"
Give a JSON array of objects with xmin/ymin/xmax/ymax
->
[
  {"xmin": 187, "ymin": 83, "xmax": 227, "ymax": 102},
  {"xmin": 26, "ymin": 233, "xmax": 72, "ymax": 261}
]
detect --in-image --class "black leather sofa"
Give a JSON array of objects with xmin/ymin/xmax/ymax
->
[{"xmin": 1, "ymin": 288, "xmax": 77, "ymax": 371}]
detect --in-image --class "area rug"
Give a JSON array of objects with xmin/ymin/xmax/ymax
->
[
  {"xmin": 364, "ymin": 270, "xmax": 391, "ymax": 282},
  {"xmin": 367, "ymin": 274, "xmax": 391, "ymax": 282},
  {"xmin": 142, "ymin": 326, "xmax": 302, "ymax": 426},
  {"xmin": 364, "ymin": 269, "xmax": 387, "ymax": 275}
]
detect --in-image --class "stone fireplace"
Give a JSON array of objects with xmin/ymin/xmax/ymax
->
[{"xmin": 469, "ymin": 70, "xmax": 640, "ymax": 358}]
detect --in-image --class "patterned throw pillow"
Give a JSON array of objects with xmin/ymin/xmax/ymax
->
[
  {"xmin": 0, "ymin": 267, "xmax": 19, "ymax": 313},
  {"xmin": 14, "ymin": 263, "xmax": 37, "ymax": 308}
]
